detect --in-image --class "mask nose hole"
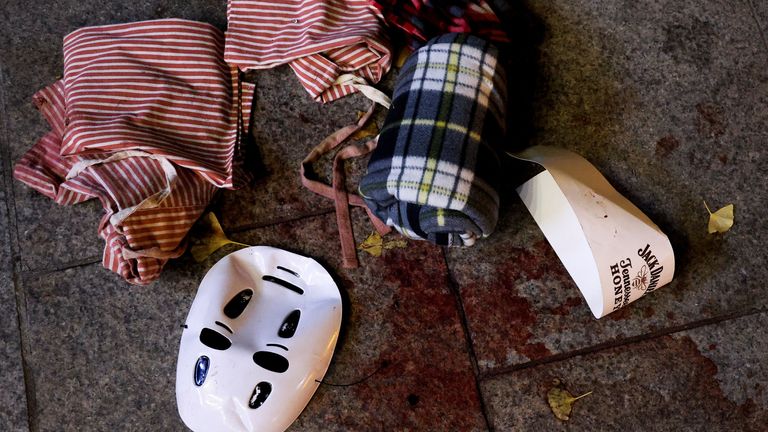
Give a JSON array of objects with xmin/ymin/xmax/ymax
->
[{"xmin": 253, "ymin": 351, "xmax": 289, "ymax": 373}]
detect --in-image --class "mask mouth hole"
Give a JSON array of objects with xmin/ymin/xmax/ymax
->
[
  {"xmin": 200, "ymin": 328, "xmax": 232, "ymax": 350},
  {"xmin": 224, "ymin": 289, "xmax": 254, "ymax": 319},
  {"xmin": 253, "ymin": 351, "xmax": 289, "ymax": 373},
  {"xmin": 249, "ymin": 382, "xmax": 272, "ymax": 409}
]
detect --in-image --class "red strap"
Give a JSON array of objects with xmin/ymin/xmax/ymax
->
[{"xmin": 301, "ymin": 102, "xmax": 391, "ymax": 268}]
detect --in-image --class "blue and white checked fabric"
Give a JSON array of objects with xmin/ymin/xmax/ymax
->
[{"xmin": 360, "ymin": 33, "xmax": 507, "ymax": 246}]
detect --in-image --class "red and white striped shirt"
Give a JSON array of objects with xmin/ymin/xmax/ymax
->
[
  {"xmin": 61, "ymin": 19, "xmax": 253, "ymax": 189},
  {"xmin": 224, "ymin": 0, "xmax": 391, "ymax": 103},
  {"xmin": 15, "ymin": 81, "xmax": 220, "ymax": 284},
  {"xmin": 14, "ymin": 19, "xmax": 253, "ymax": 284}
]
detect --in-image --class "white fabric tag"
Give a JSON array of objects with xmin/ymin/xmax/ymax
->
[
  {"xmin": 66, "ymin": 150, "xmax": 178, "ymax": 227},
  {"xmin": 335, "ymin": 74, "xmax": 392, "ymax": 109}
]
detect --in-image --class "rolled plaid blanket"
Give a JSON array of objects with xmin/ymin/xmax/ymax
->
[{"xmin": 359, "ymin": 33, "xmax": 507, "ymax": 246}]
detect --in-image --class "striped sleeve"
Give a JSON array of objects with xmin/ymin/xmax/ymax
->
[{"xmin": 225, "ymin": 0, "xmax": 391, "ymax": 103}]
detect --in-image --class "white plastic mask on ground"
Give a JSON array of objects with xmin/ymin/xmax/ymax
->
[{"xmin": 176, "ymin": 246, "xmax": 342, "ymax": 432}]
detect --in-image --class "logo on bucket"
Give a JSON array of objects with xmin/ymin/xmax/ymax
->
[
  {"xmin": 609, "ymin": 243, "xmax": 666, "ymax": 311},
  {"xmin": 636, "ymin": 243, "xmax": 665, "ymax": 293},
  {"xmin": 610, "ymin": 258, "xmax": 633, "ymax": 311},
  {"xmin": 631, "ymin": 266, "xmax": 650, "ymax": 292}
]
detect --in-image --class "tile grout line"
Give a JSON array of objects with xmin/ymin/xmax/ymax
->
[
  {"xmin": 227, "ymin": 207, "xmax": 337, "ymax": 234},
  {"xmin": 17, "ymin": 209, "xmax": 338, "ymax": 276},
  {"xmin": 478, "ymin": 306, "xmax": 767, "ymax": 381},
  {"xmin": 18, "ymin": 256, "xmax": 102, "ymax": 278},
  {"xmin": 0, "ymin": 62, "xmax": 36, "ymax": 431},
  {"xmin": 441, "ymin": 249, "xmax": 494, "ymax": 432},
  {"xmin": 746, "ymin": 0, "xmax": 768, "ymax": 62}
]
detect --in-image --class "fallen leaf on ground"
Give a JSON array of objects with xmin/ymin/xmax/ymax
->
[
  {"xmin": 349, "ymin": 111, "xmax": 380, "ymax": 141},
  {"xmin": 189, "ymin": 212, "xmax": 250, "ymax": 262},
  {"xmin": 547, "ymin": 379, "xmax": 592, "ymax": 421},
  {"xmin": 358, "ymin": 231, "xmax": 407, "ymax": 257},
  {"xmin": 703, "ymin": 201, "xmax": 734, "ymax": 234},
  {"xmin": 395, "ymin": 46, "xmax": 413, "ymax": 68}
]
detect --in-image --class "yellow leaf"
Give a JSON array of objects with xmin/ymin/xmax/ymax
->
[
  {"xmin": 547, "ymin": 379, "xmax": 592, "ymax": 421},
  {"xmin": 189, "ymin": 212, "xmax": 249, "ymax": 262},
  {"xmin": 395, "ymin": 46, "xmax": 413, "ymax": 69},
  {"xmin": 349, "ymin": 111, "xmax": 380, "ymax": 141},
  {"xmin": 358, "ymin": 231, "xmax": 384, "ymax": 257},
  {"xmin": 358, "ymin": 231, "xmax": 407, "ymax": 257},
  {"xmin": 383, "ymin": 238, "xmax": 408, "ymax": 250},
  {"xmin": 704, "ymin": 201, "xmax": 734, "ymax": 234}
]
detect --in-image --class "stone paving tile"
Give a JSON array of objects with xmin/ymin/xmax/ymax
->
[
  {"xmin": 19, "ymin": 208, "xmax": 486, "ymax": 431},
  {"xmin": 749, "ymin": 0, "xmax": 768, "ymax": 51},
  {"xmin": 216, "ymin": 67, "xmax": 393, "ymax": 231},
  {"xmin": 216, "ymin": 210, "xmax": 487, "ymax": 431},
  {"xmin": 12, "ymin": 189, "xmax": 105, "ymax": 272},
  {"xmin": 447, "ymin": 0, "xmax": 768, "ymax": 372},
  {"xmin": 0, "ymin": 176, "xmax": 30, "ymax": 431},
  {"xmin": 19, "ymin": 263, "xmax": 199, "ymax": 431},
  {"xmin": 480, "ymin": 312, "xmax": 768, "ymax": 432},
  {"xmin": 1, "ymin": 1, "xmax": 229, "ymax": 271}
]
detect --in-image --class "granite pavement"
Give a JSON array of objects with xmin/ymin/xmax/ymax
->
[{"xmin": 0, "ymin": 0, "xmax": 766, "ymax": 431}]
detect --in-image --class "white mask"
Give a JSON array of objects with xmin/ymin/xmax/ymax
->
[{"xmin": 176, "ymin": 246, "xmax": 342, "ymax": 432}]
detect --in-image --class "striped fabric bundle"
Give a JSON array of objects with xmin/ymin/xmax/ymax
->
[
  {"xmin": 14, "ymin": 19, "xmax": 253, "ymax": 284},
  {"xmin": 62, "ymin": 19, "xmax": 253, "ymax": 189},
  {"xmin": 224, "ymin": 0, "xmax": 391, "ymax": 103},
  {"xmin": 359, "ymin": 33, "xmax": 507, "ymax": 246}
]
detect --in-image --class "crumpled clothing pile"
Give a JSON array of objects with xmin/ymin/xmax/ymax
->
[
  {"xmin": 14, "ymin": 0, "xmax": 511, "ymax": 281},
  {"xmin": 14, "ymin": 19, "xmax": 253, "ymax": 285}
]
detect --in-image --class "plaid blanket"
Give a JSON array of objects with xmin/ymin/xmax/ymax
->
[{"xmin": 359, "ymin": 33, "xmax": 507, "ymax": 246}]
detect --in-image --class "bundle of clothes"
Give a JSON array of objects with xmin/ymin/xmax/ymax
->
[{"xmin": 14, "ymin": 0, "xmax": 511, "ymax": 283}]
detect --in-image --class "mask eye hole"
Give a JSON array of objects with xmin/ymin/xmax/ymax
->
[
  {"xmin": 194, "ymin": 356, "xmax": 209, "ymax": 386},
  {"xmin": 278, "ymin": 310, "xmax": 301, "ymax": 338},
  {"xmin": 249, "ymin": 382, "xmax": 272, "ymax": 409},
  {"xmin": 200, "ymin": 328, "xmax": 232, "ymax": 350},
  {"xmin": 253, "ymin": 351, "xmax": 289, "ymax": 373},
  {"xmin": 224, "ymin": 289, "xmax": 253, "ymax": 319}
]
